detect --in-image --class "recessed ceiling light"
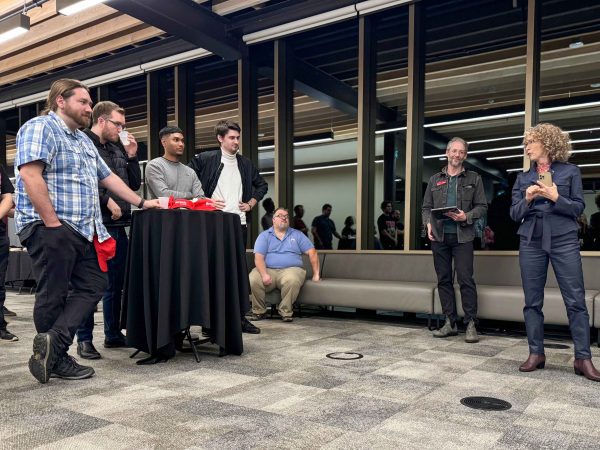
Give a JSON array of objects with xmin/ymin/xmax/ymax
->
[{"xmin": 569, "ymin": 40, "xmax": 584, "ymax": 49}]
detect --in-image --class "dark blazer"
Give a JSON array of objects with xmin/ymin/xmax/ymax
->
[
  {"xmin": 188, "ymin": 149, "xmax": 268, "ymax": 206},
  {"xmin": 422, "ymin": 168, "xmax": 487, "ymax": 243},
  {"xmin": 510, "ymin": 161, "xmax": 584, "ymax": 244}
]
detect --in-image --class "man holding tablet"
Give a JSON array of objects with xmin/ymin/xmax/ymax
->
[{"xmin": 422, "ymin": 137, "xmax": 487, "ymax": 342}]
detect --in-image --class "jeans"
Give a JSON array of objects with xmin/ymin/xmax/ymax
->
[
  {"xmin": 431, "ymin": 233, "xmax": 478, "ymax": 324},
  {"xmin": 23, "ymin": 225, "xmax": 107, "ymax": 356},
  {"xmin": 0, "ymin": 234, "xmax": 9, "ymax": 330},
  {"xmin": 519, "ymin": 231, "xmax": 591, "ymax": 359},
  {"xmin": 77, "ymin": 227, "xmax": 128, "ymax": 343}
]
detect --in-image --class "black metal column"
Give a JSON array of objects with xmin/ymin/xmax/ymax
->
[
  {"xmin": 383, "ymin": 133, "xmax": 396, "ymax": 206},
  {"xmin": 96, "ymin": 85, "xmax": 114, "ymax": 102},
  {"xmin": 274, "ymin": 40, "xmax": 294, "ymax": 210},
  {"xmin": 0, "ymin": 116, "xmax": 6, "ymax": 168},
  {"xmin": 524, "ymin": 0, "xmax": 541, "ymax": 171},
  {"xmin": 146, "ymin": 69, "xmax": 169, "ymax": 160},
  {"xmin": 357, "ymin": 16, "xmax": 377, "ymax": 250},
  {"xmin": 239, "ymin": 53, "xmax": 260, "ymax": 246},
  {"xmin": 405, "ymin": 2, "xmax": 425, "ymax": 250},
  {"xmin": 175, "ymin": 63, "xmax": 196, "ymax": 163},
  {"xmin": 18, "ymin": 105, "xmax": 37, "ymax": 127}
]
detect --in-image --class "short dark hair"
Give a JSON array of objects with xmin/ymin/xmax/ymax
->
[
  {"xmin": 92, "ymin": 101, "xmax": 125, "ymax": 125},
  {"xmin": 263, "ymin": 198, "xmax": 275, "ymax": 212},
  {"xmin": 293, "ymin": 204, "xmax": 303, "ymax": 215},
  {"xmin": 380, "ymin": 200, "xmax": 392, "ymax": 210},
  {"xmin": 159, "ymin": 126, "xmax": 183, "ymax": 140},
  {"xmin": 215, "ymin": 120, "xmax": 241, "ymax": 139},
  {"xmin": 322, "ymin": 203, "xmax": 332, "ymax": 211}
]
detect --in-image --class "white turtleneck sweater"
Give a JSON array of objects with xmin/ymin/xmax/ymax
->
[{"xmin": 212, "ymin": 149, "xmax": 245, "ymax": 225}]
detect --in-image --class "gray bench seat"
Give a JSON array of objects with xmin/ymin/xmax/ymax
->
[
  {"xmin": 298, "ymin": 278, "xmax": 434, "ymax": 313},
  {"xmin": 434, "ymin": 285, "xmax": 596, "ymax": 326}
]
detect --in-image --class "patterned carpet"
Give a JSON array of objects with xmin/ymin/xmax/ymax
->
[{"xmin": 1, "ymin": 291, "xmax": 599, "ymax": 449}]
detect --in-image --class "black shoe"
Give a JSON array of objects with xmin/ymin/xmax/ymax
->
[
  {"xmin": 51, "ymin": 355, "xmax": 95, "ymax": 380},
  {"xmin": 28, "ymin": 333, "xmax": 55, "ymax": 384},
  {"xmin": 136, "ymin": 354, "xmax": 170, "ymax": 365},
  {"xmin": 103, "ymin": 338, "xmax": 129, "ymax": 348},
  {"xmin": 0, "ymin": 329, "xmax": 18, "ymax": 342},
  {"xmin": 2, "ymin": 306, "xmax": 16, "ymax": 317},
  {"xmin": 241, "ymin": 317, "xmax": 261, "ymax": 334},
  {"xmin": 77, "ymin": 341, "xmax": 102, "ymax": 360}
]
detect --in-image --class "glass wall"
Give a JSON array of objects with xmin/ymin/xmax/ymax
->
[
  {"xmin": 539, "ymin": 4, "xmax": 600, "ymax": 251},
  {"xmin": 289, "ymin": 21, "xmax": 359, "ymax": 250},
  {"xmin": 417, "ymin": 0, "xmax": 527, "ymax": 250}
]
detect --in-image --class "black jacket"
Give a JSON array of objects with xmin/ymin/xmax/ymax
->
[
  {"xmin": 189, "ymin": 150, "xmax": 268, "ymax": 214},
  {"xmin": 84, "ymin": 129, "xmax": 141, "ymax": 227},
  {"xmin": 422, "ymin": 167, "xmax": 487, "ymax": 243}
]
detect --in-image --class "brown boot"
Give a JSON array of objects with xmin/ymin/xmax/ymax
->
[
  {"xmin": 519, "ymin": 353, "xmax": 546, "ymax": 372},
  {"xmin": 574, "ymin": 359, "xmax": 600, "ymax": 382}
]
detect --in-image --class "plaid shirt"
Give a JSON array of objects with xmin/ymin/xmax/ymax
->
[{"xmin": 15, "ymin": 112, "xmax": 112, "ymax": 242}]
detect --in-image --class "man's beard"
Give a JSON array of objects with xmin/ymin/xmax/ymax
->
[{"xmin": 64, "ymin": 104, "xmax": 90, "ymax": 129}]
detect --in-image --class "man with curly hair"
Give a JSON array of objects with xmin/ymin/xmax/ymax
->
[{"xmin": 511, "ymin": 123, "xmax": 600, "ymax": 382}]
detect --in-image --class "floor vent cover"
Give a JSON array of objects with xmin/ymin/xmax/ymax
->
[
  {"xmin": 460, "ymin": 396, "xmax": 512, "ymax": 411},
  {"xmin": 325, "ymin": 352, "xmax": 363, "ymax": 360}
]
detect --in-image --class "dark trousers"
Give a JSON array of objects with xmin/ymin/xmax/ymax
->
[
  {"xmin": 431, "ymin": 233, "xmax": 478, "ymax": 324},
  {"xmin": 519, "ymin": 231, "xmax": 591, "ymax": 359},
  {"xmin": 0, "ymin": 234, "xmax": 9, "ymax": 330},
  {"xmin": 77, "ymin": 227, "xmax": 128, "ymax": 343},
  {"xmin": 23, "ymin": 225, "xmax": 107, "ymax": 356}
]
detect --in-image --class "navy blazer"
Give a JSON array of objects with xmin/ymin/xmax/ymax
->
[{"xmin": 510, "ymin": 161, "xmax": 584, "ymax": 245}]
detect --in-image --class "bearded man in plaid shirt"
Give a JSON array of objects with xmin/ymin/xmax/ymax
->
[{"xmin": 15, "ymin": 79, "xmax": 161, "ymax": 384}]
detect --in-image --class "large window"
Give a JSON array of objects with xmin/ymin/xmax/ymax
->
[
  {"xmin": 539, "ymin": 3, "xmax": 600, "ymax": 251},
  {"xmin": 416, "ymin": 0, "xmax": 527, "ymax": 250}
]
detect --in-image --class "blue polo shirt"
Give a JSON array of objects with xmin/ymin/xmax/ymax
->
[{"xmin": 254, "ymin": 227, "xmax": 314, "ymax": 269}]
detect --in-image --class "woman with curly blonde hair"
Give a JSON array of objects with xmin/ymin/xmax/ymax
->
[{"xmin": 510, "ymin": 123, "xmax": 599, "ymax": 381}]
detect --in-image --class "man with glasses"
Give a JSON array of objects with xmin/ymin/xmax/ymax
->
[
  {"xmin": 248, "ymin": 207, "xmax": 320, "ymax": 322},
  {"xmin": 75, "ymin": 101, "xmax": 141, "ymax": 360}
]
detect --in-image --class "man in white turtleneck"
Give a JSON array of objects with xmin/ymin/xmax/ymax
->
[{"xmin": 189, "ymin": 120, "xmax": 268, "ymax": 334}]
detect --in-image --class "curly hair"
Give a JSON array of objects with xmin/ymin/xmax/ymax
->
[{"xmin": 523, "ymin": 123, "xmax": 571, "ymax": 162}]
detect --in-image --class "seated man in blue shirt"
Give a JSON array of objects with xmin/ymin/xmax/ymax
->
[{"xmin": 248, "ymin": 207, "xmax": 320, "ymax": 322}]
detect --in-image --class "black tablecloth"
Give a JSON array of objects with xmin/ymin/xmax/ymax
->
[
  {"xmin": 6, "ymin": 248, "xmax": 34, "ymax": 283},
  {"xmin": 122, "ymin": 209, "xmax": 249, "ymax": 356}
]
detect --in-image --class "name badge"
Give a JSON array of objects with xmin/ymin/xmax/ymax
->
[{"xmin": 436, "ymin": 180, "xmax": 447, "ymax": 186}]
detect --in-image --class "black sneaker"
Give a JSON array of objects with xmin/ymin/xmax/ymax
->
[
  {"xmin": 51, "ymin": 355, "xmax": 95, "ymax": 380},
  {"xmin": 241, "ymin": 317, "xmax": 261, "ymax": 334},
  {"xmin": 2, "ymin": 306, "xmax": 16, "ymax": 317},
  {"xmin": 28, "ymin": 333, "xmax": 55, "ymax": 384},
  {"xmin": 0, "ymin": 329, "xmax": 19, "ymax": 342}
]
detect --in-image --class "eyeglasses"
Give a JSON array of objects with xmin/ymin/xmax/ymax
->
[
  {"xmin": 274, "ymin": 214, "xmax": 289, "ymax": 220},
  {"xmin": 105, "ymin": 118, "xmax": 125, "ymax": 130}
]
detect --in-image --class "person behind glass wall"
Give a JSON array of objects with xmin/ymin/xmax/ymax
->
[
  {"xmin": 338, "ymin": 216, "xmax": 356, "ymax": 250},
  {"xmin": 291, "ymin": 204, "xmax": 309, "ymax": 236},
  {"xmin": 422, "ymin": 137, "xmax": 487, "ymax": 343},
  {"xmin": 189, "ymin": 120, "xmax": 268, "ymax": 335},
  {"xmin": 510, "ymin": 123, "xmax": 600, "ymax": 382},
  {"xmin": 311, "ymin": 203, "xmax": 343, "ymax": 250},
  {"xmin": 75, "ymin": 101, "xmax": 142, "ymax": 360},
  {"xmin": 377, "ymin": 201, "xmax": 397, "ymax": 250},
  {"xmin": 261, "ymin": 197, "xmax": 275, "ymax": 231},
  {"xmin": 393, "ymin": 209, "xmax": 405, "ymax": 249},
  {"xmin": 588, "ymin": 194, "xmax": 600, "ymax": 250}
]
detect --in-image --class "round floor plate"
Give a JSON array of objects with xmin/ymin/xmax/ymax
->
[{"xmin": 460, "ymin": 396, "xmax": 512, "ymax": 411}]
